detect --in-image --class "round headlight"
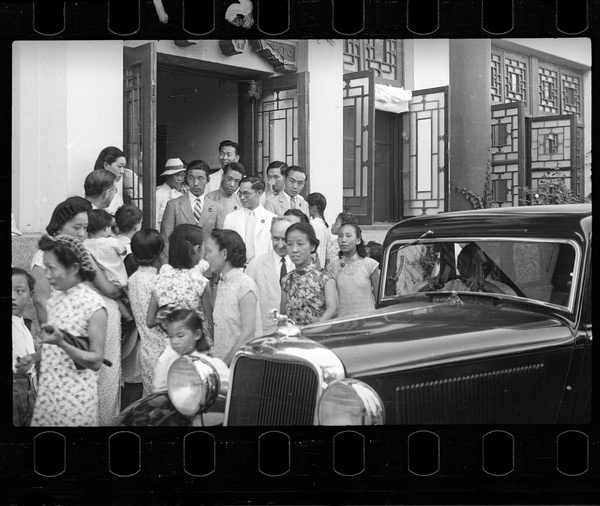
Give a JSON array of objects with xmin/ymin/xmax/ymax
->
[
  {"xmin": 167, "ymin": 355, "xmax": 220, "ymax": 417},
  {"xmin": 318, "ymin": 379, "xmax": 385, "ymax": 425}
]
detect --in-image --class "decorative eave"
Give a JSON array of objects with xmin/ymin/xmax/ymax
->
[
  {"xmin": 218, "ymin": 39, "xmax": 297, "ymax": 74},
  {"xmin": 249, "ymin": 40, "xmax": 297, "ymax": 74}
]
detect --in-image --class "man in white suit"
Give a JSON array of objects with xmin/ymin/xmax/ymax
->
[
  {"xmin": 245, "ymin": 217, "xmax": 295, "ymax": 334},
  {"xmin": 223, "ymin": 176, "xmax": 276, "ymax": 263},
  {"xmin": 263, "ymin": 165, "xmax": 309, "ymax": 217}
]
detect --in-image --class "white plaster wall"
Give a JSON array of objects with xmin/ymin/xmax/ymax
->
[
  {"xmin": 404, "ymin": 39, "xmax": 450, "ymax": 91},
  {"xmin": 12, "ymin": 40, "xmax": 123, "ymax": 233},
  {"xmin": 304, "ymin": 40, "xmax": 344, "ymax": 226}
]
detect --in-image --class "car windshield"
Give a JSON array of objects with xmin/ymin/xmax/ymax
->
[{"xmin": 383, "ymin": 239, "xmax": 578, "ymax": 310}]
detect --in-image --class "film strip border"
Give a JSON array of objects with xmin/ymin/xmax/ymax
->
[
  {"xmin": 0, "ymin": 0, "xmax": 594, "ymax": 38},
  {"xmin": 3, "ymin": 427, "xmax": 597, "ymax": 502}
]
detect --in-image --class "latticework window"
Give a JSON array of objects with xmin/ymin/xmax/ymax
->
[
  {"xmin": 538, "ymin": 66, "xmax": 559, "ymax": 114},
  {"xmin": 343, "ymin": 39, "xmax": 401, "ymax": 82}
]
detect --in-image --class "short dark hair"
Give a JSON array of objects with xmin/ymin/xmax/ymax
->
[
  {"xmin": 284, "ymin": 165, "xmax": 307, "ymax": 179},
  {"xmin": 186, "ymin": 160, "xmax": 211, "ymax": 178},
  {"xmin": 365, "ymin": 240, "xmax": 383, "ymax": 266},
  {"xmin": 266, "ymin": 161, "xmax": 287, "ymax": 176},
  {"xmin": 223, "ymin": 162, "xmax": 246, "ymax": 178},
  {"xmin": 240, "ymin": 176, "xmax": 265, "ymax": 192},
  {"xmin": 165, "ymin": 308, "xmax": 209, "ymax": 352},
  {"xmin": 84, "ymin": 169, "xmax": 116, "ymax": 198},
  {"xmin": 285, "ymin": 222, "xmax": 319, "ymax": 250},
  {"xmin": 87, "ymin": 209, "xmax": 113, "ymax": 235},
  {"xmin": 12, "ymin": 267, "xmax": 35, "ymax": 291},
  {"xmin": 46, "ymin": 197, "xmax": 92, "ymax": 236},
  {"xmin": 38, "ymin": 236, "xmax": 96, "ymax": 282},
  {"xmin": 115, "ymin": 204, "xmax": 143, "ymax": 234},
  {"xmin": 210, "ymin": 229, "xmax": 246, "ymax": 268},
  {"xmin": 94, "ymin": 146, "xmax": 125, "ymax": 171},
  {"xmin": 218, "ymin": 140, "xmax": 239, "ymax": 156},
  {"xmin": 283, "ymin": 208, "xmax": 310, "ymax": 223},
  {"xmin": 131, "ymin": 229, "xmax": 164, "ymax": 266},
  {"xmin": 169, "ymin": 224, "xmax": 205, "ymax": 269}
]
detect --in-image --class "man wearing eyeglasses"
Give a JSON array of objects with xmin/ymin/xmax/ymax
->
[
  {"xmin": 223, "ymin": 176, "xmax": 277, "ymax": 263},
  {"xmin": 84, "ymin": 169, "xmax": 118, "ymax": 211}
]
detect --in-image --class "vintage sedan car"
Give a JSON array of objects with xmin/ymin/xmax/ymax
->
[{"xmin": 115, "ymin": 204, "xmax": 592, "ymax": 426}]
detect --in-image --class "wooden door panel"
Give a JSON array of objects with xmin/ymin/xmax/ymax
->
[{"xmin": 123, "ymin": 43, "xmax": 157, "ymax": 228}]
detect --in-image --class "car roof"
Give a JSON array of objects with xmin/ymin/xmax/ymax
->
[{"xmin": 384, "ymin": 204, "xmax": 592, "ymax": 244}]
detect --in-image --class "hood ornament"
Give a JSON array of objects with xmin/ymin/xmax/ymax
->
[{"xmin": 270, "ymin": 309, "xmax": 301, "ymax": 337}]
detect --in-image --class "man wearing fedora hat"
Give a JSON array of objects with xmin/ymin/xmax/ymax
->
[{"xmin": 156, "ymin": 158, "xmax": 187, "ymax": 229}]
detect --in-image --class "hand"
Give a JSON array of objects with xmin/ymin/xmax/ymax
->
[
  {"xmin": 15, "ymin": 354, "xmax": 37, "ymax": 374},
  {"xmin": 41, "ymin": 324, "xmax": 64, "ymax": 346}
]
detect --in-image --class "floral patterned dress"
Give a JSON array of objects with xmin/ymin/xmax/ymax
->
[
  {"xmin": 31, "ymin": 283, "xmax": 106, "ymax": 427},
  {"xmin": 32, "ymin": 249, "xmax": 121, "ymax": 426},
  {"xmin": 151, "ymin": 264, "xmax": 212, "ymax": 349},
  {"xmin": 128, "ymin": 265, "xmax": 167, "ymax": 397},
  {"xmin": 328, "ymin": 255, "xmax": 379, "ymax": 317},
  {"xmin": 212, "ymin": 268, "xmax": 262, "ymax": 360},
  {"xmin": 281, "ymin": 262, "xmax": 334, "ymax": 326}
]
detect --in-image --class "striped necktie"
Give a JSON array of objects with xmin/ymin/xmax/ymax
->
[{"xmin": 193, "ymin": 197, "xmax": 202, "ymax": 224}]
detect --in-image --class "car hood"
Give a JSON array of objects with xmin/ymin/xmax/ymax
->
[{"xmin": 299, "ymin": 298, "xmax": 574, "ymax": 378}]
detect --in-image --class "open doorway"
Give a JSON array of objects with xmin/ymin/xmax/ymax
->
[{"xmin": 156, "ymin": 68, "xmax": 240, "ymax": 180}]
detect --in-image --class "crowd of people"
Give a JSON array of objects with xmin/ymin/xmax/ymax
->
[{"xmin": 12, "ymin": 140, "xmax": 383, "ymax": 427}]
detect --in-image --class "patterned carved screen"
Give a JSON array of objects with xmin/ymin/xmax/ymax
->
[
  {"xmin": 123, "ymin": 66, "xmax": 144, "ymax": 212},
  {"xmin": 529, "ymin": 115, "xmax": 577, "ymax": 194},
  {"xmin": 491, "ymin": 103, "xmax": 526, "ymax": 207},
  {"xmin": 343, "ymin": 39, "xmax": 400, "ymax": 82},
  {"xmin": 256, "ymin": 88, "xmax": 299, "ymax": 171},
  {"xmin": 342, "ymin": 72, "xmax": 373, "ymax": 222},
  {"xmin": 402, "ymin": 88, "xmax": 448, "ymax": 217}
]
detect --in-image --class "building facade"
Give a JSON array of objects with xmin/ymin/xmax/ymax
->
[{"xmin": 12, "ymin": 38, "xmax": 591, "ymax": 235}]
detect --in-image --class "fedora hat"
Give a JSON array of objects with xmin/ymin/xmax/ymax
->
[{"xmin": 161, "ymin": 158, "xmax": 186, "ymax": 176}]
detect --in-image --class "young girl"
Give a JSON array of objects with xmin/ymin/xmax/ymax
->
[
  {"xmin": 205, "ymin": 229, "xmax": 262, "ymax": 366},
  {"xmin": 31, "ymin": 235, "xmax": 107, "ymax": 427},
  {"xmin": 147, "ymin": 224, "xmax": 213, "ymax": 352},
  {"xmin": 328, "ymin": 223, "xmax": 380, "ymax": 318},
  {"xmin": 281, "ymin": 222, "xmax": 338, "ymax": 325},
  {"xmin": 127, "ymin": 229, "xmax": 166, "ymax": 397},
  {"xmin": 306, "ymin": 192, "xmax": 329, "ymax": 269},
  {"xmin": 153, "ymin": 308, "xmax": 229, "ymax": 394},
  {"xmin": 325, "ymin": 211, "xmax": 358, "ymax": 268}
]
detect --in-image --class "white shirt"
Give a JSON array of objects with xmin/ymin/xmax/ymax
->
[
  {"xmin": 206, "ymin": 168, "xmax": 223, "ymax": 195},
  {"xmin": 116, "ymin": 234, "xmax": 132, "ymax": 255},
  {"xmin": 12, "ymin": 315, "xmax": 36, "ymax": 373},
  {"xmin": 310, "ymin": 217, "xmax": 330, "ymax": 270},
  {"xmin": 156, "ymin": 182, "xmax": 183, "ymax": 228},
  {"xmin": 272, "ymin": 249, "xmax": 294, "ymax": 281}
]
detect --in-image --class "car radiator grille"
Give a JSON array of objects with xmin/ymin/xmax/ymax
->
[
  {"xmin": 227, "ymin": 356, "xmax": 319, "ymax": 425},
  {"xmin": 395, "ymin": 363, "xmax": 545, "ymax": 424}
]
